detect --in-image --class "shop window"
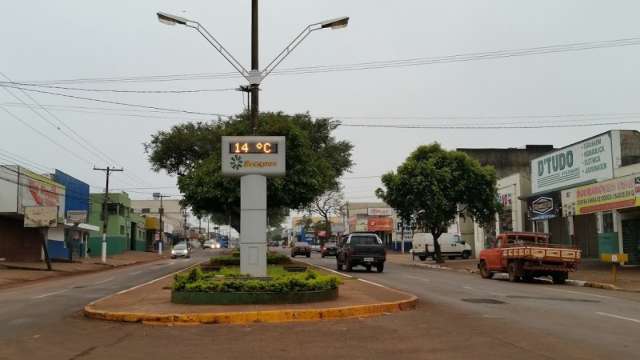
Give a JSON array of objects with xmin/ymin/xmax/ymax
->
[
  {"xmin": 602, "ymin": 212, "xmax": 614, "ymax": 233},
  {"xmin": 107, "ymin": 203, "xmax": 118, "ymax": 215}
]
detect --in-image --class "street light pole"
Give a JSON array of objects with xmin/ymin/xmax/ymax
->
[{"xmin": 250, "ymin": 0, "xmax": 259, "ymax": 134}]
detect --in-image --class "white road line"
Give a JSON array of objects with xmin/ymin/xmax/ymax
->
[
  {"xmin": 404, "ymin": 275, "xmax": 430, "ymax": 282},
  {"xmin": 544, "ymin": 287, "xmax": 613, "ymax": 299},
  {"xmin": 32, "ymin": 289, "xmax": 68, "ymax": 299},
  {"xmin": 93, "ymin": 277, "xmax": 115, "ymax": 285},
  {"xmin": 358, "ymin": 278, "xmax": 389, "ymax": 289},
  {"xmin": 130, "ymin": 271, "xmax": 143, "ymax": 275},
  {"xmin": 305, "ymin": 263, "xmax": 353, "ymax": 278},
  {"xmin": 462, "ymin": 286, "xmax": 473, "ymax": 290},
  {"xmin": 596, "ymin": 312, "xmax": 640, "ymax": 324}
]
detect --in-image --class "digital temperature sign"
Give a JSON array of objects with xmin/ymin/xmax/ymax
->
[
  {"xmin": 229, "ymin": 142, "xmax": 278, "ymax": 154},
  {"xmin": 221, "ymin": 136, "xmax": 286, "ymax": 176}
]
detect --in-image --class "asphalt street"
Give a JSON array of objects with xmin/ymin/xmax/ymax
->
[
  {"xmin": 0, "ymin": 250, "xmax": 206, "ymax": 340},
  {"xmin": 1, "ymin": 249, "xmax": 639, "ymax": 359}
]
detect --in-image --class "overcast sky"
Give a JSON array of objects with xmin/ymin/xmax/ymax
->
[{"xmin": 2, "ymin": 0, "xmax": 640, "ymax": 205}]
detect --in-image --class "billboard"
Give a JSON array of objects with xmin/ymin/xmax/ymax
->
[
  {"xmin": 367, "ymin": 208, "xmax": 394, "ymax": 216},
  {"xmin": 531, "ymin": 133, "xmax": 613, "ymax": 194},
  {"xmin": 19, "ymin": 167, "xmax": 65, "ymax": 219},
  {"xmin": 24, "ymin": 206, "xmax": 58, "ymax": 228}
]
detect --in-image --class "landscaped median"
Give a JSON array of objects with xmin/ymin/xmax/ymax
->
[{"xmin": 84, "ymin": 259, "xmax": 417, "ymax": 325}]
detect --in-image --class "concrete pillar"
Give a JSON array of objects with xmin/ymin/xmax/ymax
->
[
  {"xmin": 596, "ymin": 212, "xmax": 604, "ymax": 234},
  {"xmin": 567, "ymin": 215, "xmax": 575, "ymax": 246},
  {"xmin": 614, "ymin": 210, "xmax": 624, "ymax": 261},
  {"xmin": 240, "ymin": 175, "xmax": 267, "ymax": 277},
  {"xmin": 543, "ymin": 220, "xmax": 549, "ymax": 234}
]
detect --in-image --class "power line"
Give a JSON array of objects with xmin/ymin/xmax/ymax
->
[
  {"xmin": 0, "ymin": 81, "xmax": 236, "ymax": 94},
  {"xmin": 0, "ymin": 84, "xmax": 231, "ymax": 118},
  {"xmin": 338, "ymin": 119, "xmax": 640, "ymax": 130},
  {"xmin": 21, "ymin": 35, "xmax": 640, "ymax": 85}
]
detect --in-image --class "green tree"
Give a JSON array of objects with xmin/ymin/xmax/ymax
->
[
  {"xmin": 376, "ymin": 143, "xmax": 498, "ymax": 263},
  {"xmin": 145, "ymin": 112, "xmax": 353, "ymax": 232}
]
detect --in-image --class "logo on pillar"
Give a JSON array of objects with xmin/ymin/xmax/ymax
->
[{"xmin": 230, "ymin": 154, "xmax": 244, "ymax": 170}]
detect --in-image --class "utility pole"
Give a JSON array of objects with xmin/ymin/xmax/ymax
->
[
  {"xmin": 153, "ymin": 193, "xmax": 170, "ymax": 255},
  {"xmin": 93, "ymin": 166, "xmax": 124, "ymax": 263},
  {"xmin": 250, "ymin": 0, "xmax": 259, "ymax": 134}
]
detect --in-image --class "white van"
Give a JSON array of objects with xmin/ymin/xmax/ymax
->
[{"xmin": 411, "ymin": 233, "xmax": 472, "ymax": 261}]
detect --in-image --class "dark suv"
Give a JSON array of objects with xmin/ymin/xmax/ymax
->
[{"xmin": 337, "ymin": 233, "xmax": 386, "ymax": 272}]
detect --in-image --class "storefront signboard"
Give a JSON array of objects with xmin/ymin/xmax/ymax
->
[
  {"xmin": 367, "ymin": 208, "xmax": 394, "ymax": 216},
  {"xmin": 355, "ymin": 215, "xmax": 368, "ymax": 232},
  {"xmin": 527, "ymin": 192, "xmax": 562, "ymax": 221},
  {"xmin": 574, "ymin": 175, "xmax": 639, "ymax": 215},
  {"xmin": 367, "ymin": 216, "xmax": 393, "ymax": 232},
  {"xmin": 531, "ymin": 133, "xmax": 613, "ymax": 194}
]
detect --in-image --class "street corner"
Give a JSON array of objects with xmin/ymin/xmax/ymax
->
[{"xmin": 82, "ymin": 267, "xmax": 418, "ymax": 326}]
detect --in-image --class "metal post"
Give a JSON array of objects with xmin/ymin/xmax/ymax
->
[
  {"xmin": 250, "ymin": 0, "xmax": 259, "ymax": 134},
  {"xmin": 159, "ymin": 196, "xmax": 164, "ymax": 254}
]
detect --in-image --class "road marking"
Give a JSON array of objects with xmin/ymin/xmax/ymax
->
[
  {"xmin": 462, "ymin": 286, "xmax": 473, "ymax": 290},
  {"xmin": 358, "ymin": 278, "xmax": 392, "ymax": 289},
  {"xmin": 544, "ymin": 287, "xmax": 613, "ymax": 299},
  {"xmin": 32, "ymin": 289, "xmax": 68, "ymax": 299},
  {"xmin": 404, "ymin": 275, "xmax": 430, "ymax": 282},
  {"xmin": 93, "ymin": 277, "xmax": 115, "ymax": 285},
  {"xmin": 305, "ymin": 263, "xmax": 353, "ymax": 278},
  {"xmin": 596, "ymin": 312, "xmax": 640, "ymax": 324},
  {"xmin": 130, "ymin": 270, "xmax": 143, "ymax": 275},
  {"xmin": 101, "ymin": 262, "xmax": 200, "ymax": 300}
]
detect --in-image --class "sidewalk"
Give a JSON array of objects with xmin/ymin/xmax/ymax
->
[
  {"xmin": 386, "ymin": 252, "xmax": 640, "ymax": 292},
  {"xmin": 0, "ymin": 251, "xmax": 168, "ymax": 289}
]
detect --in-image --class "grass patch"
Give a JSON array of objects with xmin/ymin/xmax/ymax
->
[{"xmin": 173, "ymin": 265, "xmax": 341, "ymax": 293}]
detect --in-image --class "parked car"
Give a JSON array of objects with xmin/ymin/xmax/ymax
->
[
  {"xmin": 337, "ymin": 233, "xmax": 386, "ymax": 272},
  {"xmin": 321, "ymin": 241, "xmax": 338, "ymax": 258},
  {"xmin": 411, "ymin": 232, "xmax": 472, "ymax": 261},
  {"xmin": 478, "ymin": 232, "xmax": 581, "ymax": 284},
  {"xmin": 171, "ymin": 243, "xmax": 191, "ymax": 259},
  {"xmin": 291, "ymin": 242, "xmax": 311, "ymax": 257}
]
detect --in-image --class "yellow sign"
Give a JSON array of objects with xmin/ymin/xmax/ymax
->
[
  {"xmin": 575, "ymin": 175, "xmax": 637, "ymax": 215},
  {"xmin": 600, "ymin": 253, "xmax": 629, "ymax": 264}
]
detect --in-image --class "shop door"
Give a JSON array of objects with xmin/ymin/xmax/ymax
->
[
  {"xmin": 130, "ymin": 223, "xmax": 137, "ymax": 250},
  {"xmin": 621, "ymin": 219, "xmax": 640, "ymax": 265},
  {"xmin": 574, "ymin": 214, "xmax": 598, "ymax": 258}
]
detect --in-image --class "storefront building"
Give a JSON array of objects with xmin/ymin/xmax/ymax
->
[
  {"xmin": 344, "ymin": 203, "xmax": 403, "ymax": 250},
  {"xmin": 530, "ymin": 130, "xmax": 640, "ymax": 263},
  {"xmin": 88, "ymin": 192, "xmax": 145, "ymax": 256}
]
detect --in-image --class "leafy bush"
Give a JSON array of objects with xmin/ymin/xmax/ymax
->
[
  {"xmin": 209, "ymin": 252, "xmax": 291, "ymax": 266},
  {"xmin": 173, "ymin": 265, "xmax": 340, "ymax": 293}
]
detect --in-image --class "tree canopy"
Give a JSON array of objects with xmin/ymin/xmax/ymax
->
[
  {"xmin": 376, "ymin": 143, "xmax": 498, "ymax": 262},
  {"xmin": 145, "ymin": 112, "xmax": 353, "ymax": 231}
]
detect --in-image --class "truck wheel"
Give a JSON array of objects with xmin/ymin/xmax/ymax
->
[
  {"xmin": 418, "ymin": 255, "xmax": 427, "ymax": 261},
  {"xmin": 479, "ymin": 261, "xmax": 494, "ymax": 279},
  {"xmin": 522, "ymin": 272, "xmax": 534, "ymax": 283},
  {"xmin": 462, "ymin": 251, "xmax": 471, "ymax": 259},
  {"xmin": 552, "ymin": 272, "xmax": 567, "ymax": 285},
  {"xmin": 507, "ymin": 262, "xmax": 521, "ymax": 282},
  {"xmin": 365, "ymin": 265, "xmax": 372, "ymax": 272},
  {"xmin": 376, "ymin": 263, "xmax": 384, "ymax": 273}
]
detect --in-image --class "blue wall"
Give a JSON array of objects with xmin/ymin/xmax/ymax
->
[{"xmin": 54, "ymin": 170, "xmax": 89, "ymax": 212}]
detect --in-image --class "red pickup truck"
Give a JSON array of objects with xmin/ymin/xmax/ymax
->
[{"xmin": 478, "ymin": 232, "xmax": 581, "ymax": 284}]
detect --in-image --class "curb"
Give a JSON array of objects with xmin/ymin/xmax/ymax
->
[
  {"xmin": 392, "ymin": 258, "xmax": 640, "ymax": 293},
  {"xmin": 83, "ymin": 261, "xmax": 418, "ymax": 325},
  {"xmin": 84, "ymin": 295, "xmax": 418, "ymax": 325}
]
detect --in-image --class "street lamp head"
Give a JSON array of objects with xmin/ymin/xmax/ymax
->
[
  {"xmin": 319, "ymin": 16, "xmax": 349, "ymax": 30},
  {"xmin": 157, "ymin": 12, "xmax": 189, "ymax": 26}
]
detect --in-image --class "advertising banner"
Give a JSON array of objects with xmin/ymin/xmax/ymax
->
[
  {"xmin": 355, "ymin": 215, "xmax": 368, "ymax": 232},
  {"xmin": 531, "ymin": 133, "xmax": 613, "ymax": 193},
  {"xmin": 367, "ymin": 207, "xmax": 394, "ymax": 216},
  {"xmin": 367, "ymin": 216, "xmax": 393, "ymax": 232},
  {"xmin": 527, "ymin": 192, "xmax": 562, "ymax": 221},
  {"xmin": 574, "ymin": 175, "xmax": 639, "ymax": 215},
  {"xmin": 20, "ymin": 168, "xmax": 65, "ymax": 219},
  {"xmin": 24, "ymin": 206, "xmax": 58, "ymax": 228}
]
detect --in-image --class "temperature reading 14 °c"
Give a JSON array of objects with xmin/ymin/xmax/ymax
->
[{"xmin": 230, "ymin": 142, "xmax": 278, "ymax": 154}]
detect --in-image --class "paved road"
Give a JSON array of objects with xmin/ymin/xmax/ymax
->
[
  {"xmin": 298, "ymin": 251, "xmax": 640, "ymax": 356},
  {"xmin": 1, "ymin": 249, "xmax": 639, "ymax": 359},
  {"xmin": 0, "ymin": 249, "xmax": 207, "ymax": 340}
]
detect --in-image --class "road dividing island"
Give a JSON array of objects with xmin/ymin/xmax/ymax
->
[{"xmin": 84, "ymin": 264, "xmax": 417, "ymax": 325}]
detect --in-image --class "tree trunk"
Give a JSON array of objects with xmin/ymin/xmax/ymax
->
[{"xmin": 432, "ymin": 231, "xmax": 444, "ymax": 263}]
